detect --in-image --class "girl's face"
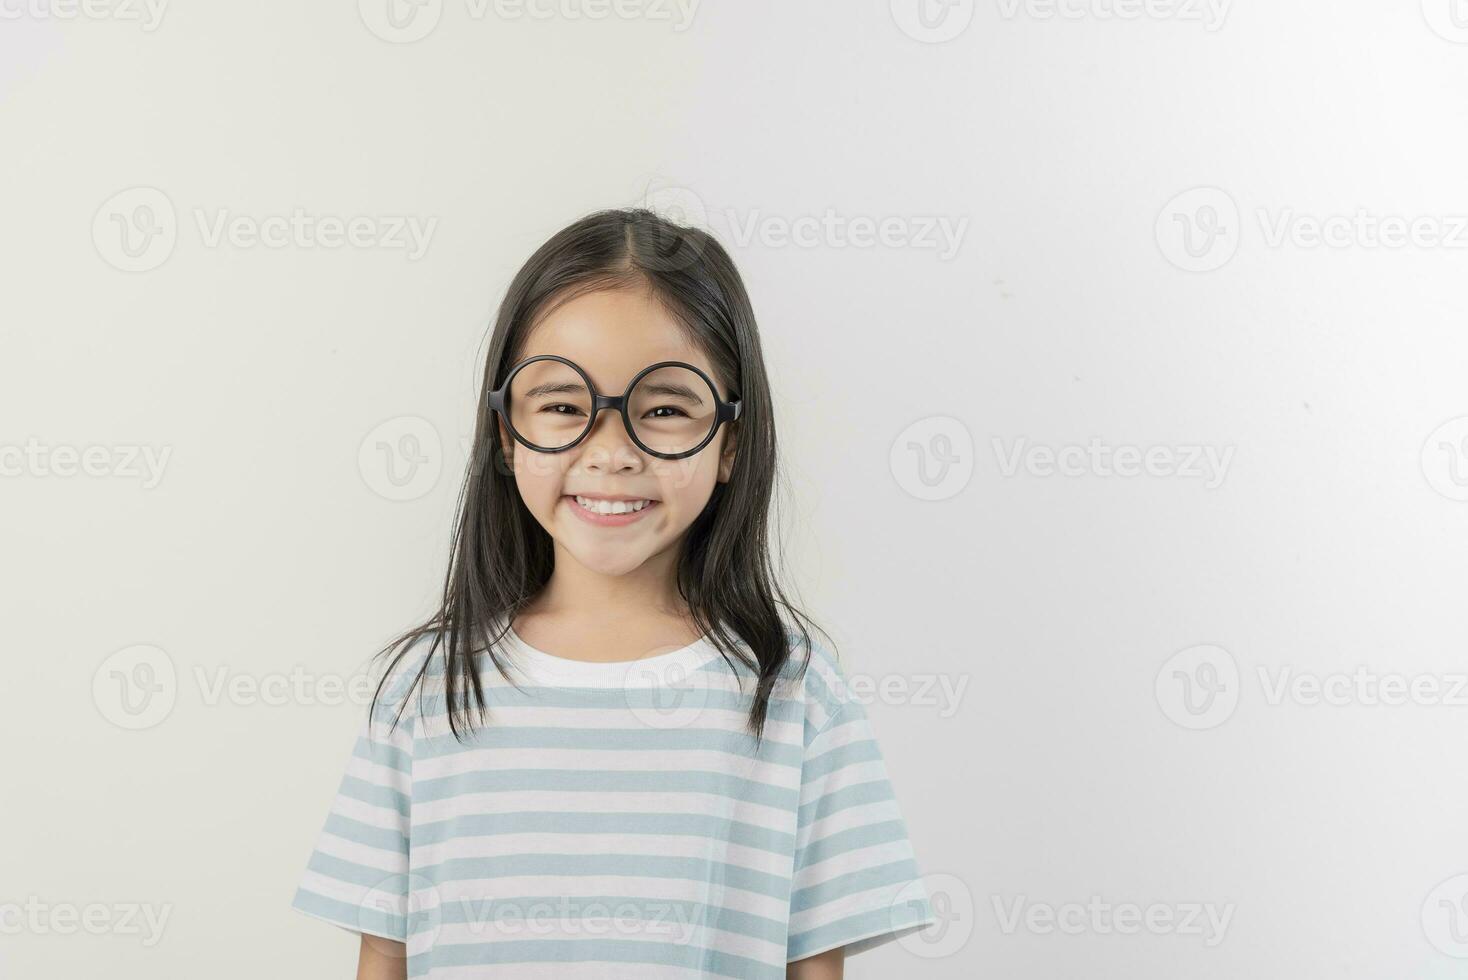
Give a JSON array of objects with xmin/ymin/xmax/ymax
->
[{"xmin": 498, "ymin": 284, "xmax": 737, "ymax": 578}]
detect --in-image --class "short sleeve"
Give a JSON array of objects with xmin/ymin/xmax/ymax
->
[
  {"xmin": 787, "ymin": 695, "xmax": 937, "ymax": 962},
  {"xmin": 290, "ymin": 682, "xmax": 417, "ymax": 942}
]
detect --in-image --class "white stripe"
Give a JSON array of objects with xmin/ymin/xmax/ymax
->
[
  {"xmin": 793, "ymin": 838, "xmax": 916, "ymax": 891},
  {"xmin": 789, "ymin": 878, "xmax": 915, "ymax": 935},
  {"xmin": 314, "ymin": 830, "xmax": 407, "ymax": 872},
  {"xmin": 413, "ymin": 831, "xmax": 789, "ymax": 877},
  {"xmin": 802, "ymin": 798, "xmax": 904, "ymax": 845},
  {"xmin": 331, "ymin": 792, "xmax": 411, "ymax": 831}
]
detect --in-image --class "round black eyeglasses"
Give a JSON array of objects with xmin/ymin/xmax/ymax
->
[{"xmin": 488, "ymin": 355, "xmax": 742, "ymax": 461}]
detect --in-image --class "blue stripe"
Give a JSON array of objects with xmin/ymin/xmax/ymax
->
[
  {"xmin": 431, "ymin": 892, "xmax": 787, "ymax": 945},
  {"xmin": 338, "ymin": 774, "xmax": 410, "ymax": 817},
  {"xmin": 412, "ymin": 810, "xmax": 795, "ymax": 855},
  {"xmin": 415, "ymin": 726, "xmax": 803, "ymax": 769},
  {"xmin": 405, "ymin": 936, "xmax": 783, "ymax": 980},
  {"xmin": 793, "ymin": 819, "xmax": 910, "ymax": 871},
  {"xmin": 322, "ymin": 812, "xmax": 409, "ymax": 853}
]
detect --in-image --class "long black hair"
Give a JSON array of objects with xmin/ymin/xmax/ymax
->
[{"xmin": 369, "ymin": 207, "xmax": 828, "ymax": 745}]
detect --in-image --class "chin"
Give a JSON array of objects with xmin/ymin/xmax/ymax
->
[{"xmin": 565, "ymin": 547, "xmax": 652, "ymax": 577}]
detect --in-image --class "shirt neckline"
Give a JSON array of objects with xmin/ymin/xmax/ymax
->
[{"xmin": 500, "ymin": 624, "xmax": 721, "ymax": 688}]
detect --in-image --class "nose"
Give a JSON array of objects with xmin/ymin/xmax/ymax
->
[{"xmin": 577, "ymin": 405, "xmax": 644, "ymax": 471}]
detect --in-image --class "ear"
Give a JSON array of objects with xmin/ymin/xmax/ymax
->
[{"xmin": 716, "ymin": 424, "xmax": 737, "ymax": 483}]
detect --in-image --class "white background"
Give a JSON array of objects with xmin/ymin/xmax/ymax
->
[{"xmin": 3, "ymin": 1, "xmax": 1468, "ymax": 977}]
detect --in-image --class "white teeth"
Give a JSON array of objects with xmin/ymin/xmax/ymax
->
[{"xmin": 575, "ymin": 496, "xmax": 653, "ymax": 515}]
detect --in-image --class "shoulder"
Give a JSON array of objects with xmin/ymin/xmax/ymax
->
[
  {"xmin": 367, "ymin": 629, "xmax": 444, "ymax": 732},
  {"xmin": 775, "ymin": 630, "xmax": 857, "ymax": 737}
]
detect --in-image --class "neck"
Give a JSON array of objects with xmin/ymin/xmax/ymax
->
[{"xmin": 526, "ymin": 539, "xmax": 692, "ymax": 630}]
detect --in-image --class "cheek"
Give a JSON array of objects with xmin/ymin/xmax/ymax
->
[
  {"xmin": 514, "ymin": 455, "xmax": 572, "ymax": 515},
  {"xmin": 650, "ymin": 456, "xmax": 721, "ymax": 510}
]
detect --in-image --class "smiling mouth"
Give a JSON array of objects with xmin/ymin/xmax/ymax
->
[
  {"xmin": 564, "ymin": 495, "xmax": 661, "ymax": 524},
  {"xmin": 572, "ymin": 495, "xmax": 656, "ymax": 514}
]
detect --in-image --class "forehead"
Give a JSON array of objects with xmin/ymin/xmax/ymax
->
[{"xmin": 519, "ymin": 285, "xmax": 712, "ymax": 392}]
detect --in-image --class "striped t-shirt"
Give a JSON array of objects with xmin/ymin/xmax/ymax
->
[{"xmin": 291, "ymin": 626, "xmax": 936, "ymax": 978}]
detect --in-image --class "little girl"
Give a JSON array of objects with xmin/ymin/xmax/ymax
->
[{"xmin": 291, "ymin": 208, "xmax": 936, "ymax": 979}]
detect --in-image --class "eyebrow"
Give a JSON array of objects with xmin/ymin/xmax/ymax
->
[
  {"xmin": 635, "ymin": 381, "xmax": 707, "ymax": 404},
  {"xmin": 521, "ymin": 380, "xmax": 708, "ymax": 403},
  {"xmin": 521, "ymin": 381, "xmax": 588, "ymax": 399}
]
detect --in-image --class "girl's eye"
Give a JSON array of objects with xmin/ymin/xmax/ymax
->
[
  {"xmin": 646, "ymin": 406, "xmax": 690, "ymax": 419},
  {"xmin": 542, "ymin": 404, "xmax": 585, "ymax": 416}
]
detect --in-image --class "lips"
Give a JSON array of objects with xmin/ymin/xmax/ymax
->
[
  {"xmin": 572, "ymin": 495, "xmax": 655, "ymax": 514},
  {"xmin": 564, "ymin": 495, "xmax": 661, "ymax": 527}
]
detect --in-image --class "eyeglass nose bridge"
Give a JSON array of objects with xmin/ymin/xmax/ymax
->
[{"xmin": 584, "ymin": 391, "xmax": 636, "ymax": 438}]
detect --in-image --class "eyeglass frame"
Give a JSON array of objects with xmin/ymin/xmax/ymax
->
[{"xmin": 487, "ymin": 354, "xmax": 742, "ymax": 461}]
